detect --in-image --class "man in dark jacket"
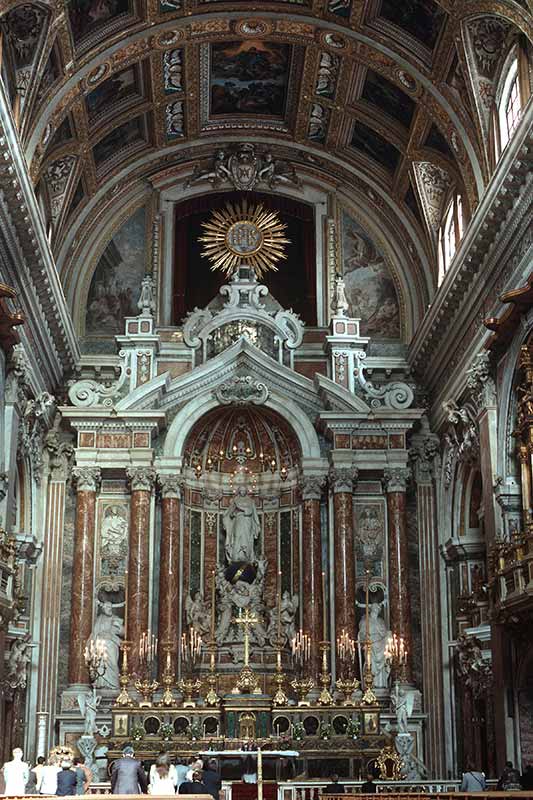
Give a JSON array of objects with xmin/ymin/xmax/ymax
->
[
  {"xmin": 56, "ymin": 762, "xmax": 77, "ymax": 796},
  {"xmin": 321, "ymin": 775, "xmax": 345, "ymax": 794},
  {"xmin": 179, "ymin": 769, "xmax": 209, "ymax": 795},
  {"xmin": 202, "ymin": 759, "xmax": 222, "ymax": 800},
  {"xmin": 111, "ymin": 746, "xmax": 148, "ymax": 795}
]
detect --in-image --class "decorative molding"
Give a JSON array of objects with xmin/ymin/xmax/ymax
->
[
  {"xmin": 72, "ymin": 466, "xmax": 101, "ymax": 493},
  {"xmin": 354, "ymin": 351, "xmax": 415, "ymax": 410},
  {"xmin": 126, "ymin": 466, "xmax": 156, "ymax": 492},
  {"xmin": 157, "ymin": 474, "xmax": 184, "ymax": 499},
  {"xmin": 214, "ymin": 376, "xmax": 269, "ymax": 406},
  {"xmin": 383, "ymin": 468, "xmax": 410, "ymax": 493},
  {"xmin": 465, "ymin": 351, "xmax": 497, "ymax": 414},
  {"xmin": 441, "ymin": 398, "xmax": 479, "ymax": 487},
  {"xmin": 300, "ymin": 474, "xmax": 326, "ymax": 500},
  {"xmin": 329, "ymin": 466, "xmax": 358, "ymax": 493}
]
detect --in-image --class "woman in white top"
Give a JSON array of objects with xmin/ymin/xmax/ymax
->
[
  {"xmin": 38, "ymin": 759, "xmax": 61, "ymax": 795},
  {"xmin": 2, "ymin": 748, "xmax": 29, "ymax": 795},
  {"xmin": 149, "ymin": 754, "xmax": 177, "ymax": 795}
]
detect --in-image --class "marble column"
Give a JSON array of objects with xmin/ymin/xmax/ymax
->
[
  {"xmin": 300, "ymin": 475, "xmax": 326, "ymax": 676},
  {"xmin": 329, "ymin": 467, "xmax": 357, "ymax": 638},
  {"xmin": 411, "ymin": 434, "xmax": 445, "ymax": 777},
  {"xmin": 126, "ymin": 467, "xmax": 156, "ymax": 672},
  {"xmin": 157, "ymin": 475, "xmax": 182, "ymax": 680},
  {"xmin": 383, "ymin": 468, "xmax": 412, "ymax": 680},
  {"xmin": 68, "ymin": 466, "xmax": 101, "ymax": 686}
]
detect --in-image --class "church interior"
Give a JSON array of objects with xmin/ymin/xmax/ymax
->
[{"xmin": 0, "ymin": 0, "xmax": 532, "ymax": 791}]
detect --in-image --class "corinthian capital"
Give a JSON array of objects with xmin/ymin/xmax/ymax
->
[
  {"xmin": 127, "ymin": 467, "xmax": 157, "ymax": 492},
  {"xmin": 300, "ymin": 474, "xmax": 327, "ymax": 501},
  {"xmin": 383, "ymin": 467, "xmax": 410, "ymax": 493},
  {"xmin": 157, "ymin": 474, "xmax": 184, "ymax": 499},
  {"xmin": 329, "ymin": 466, "xmax": 358, "ymax": 493},
  {"xmin": 72, "ymin": 466, "xmax": 101, "ymax": 492}
]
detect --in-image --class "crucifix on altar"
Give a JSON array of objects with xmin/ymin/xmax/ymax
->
[{"xmin": 231, "ymin": 607, "xmax": 262, "ymax": 695}]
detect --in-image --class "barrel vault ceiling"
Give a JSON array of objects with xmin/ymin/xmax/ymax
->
[{"xmin": 1, "ymin": 0, "xmax": 531, "ymax": 303}]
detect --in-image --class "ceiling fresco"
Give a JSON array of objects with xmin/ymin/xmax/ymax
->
[{"xmin": 0, "ymin": 0, "xmax": 530, "ymax": 305}]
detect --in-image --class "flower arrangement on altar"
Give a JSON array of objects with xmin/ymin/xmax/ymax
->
[
  {"xmin": 291, "ymin": 722, "xmax": 305, "ymax": 741},
  {"xmin": 345, "ymin": 718, "xmax": 360, "ymax": 739},
  {"xmin": 131, "ymin": 724, "xmax": 145, "ymax": 742},
  {"xmin": 160, "ymin": 723, "xmax": 174, "ymax": 741},
  {"xmin": 186, "ymin": 721, "xmax": 203, "ymax": 741},
  {"xmin": 319, "ymin": 721, "xmax": 333, "ymax": 740}
]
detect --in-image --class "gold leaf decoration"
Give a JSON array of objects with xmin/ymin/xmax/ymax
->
[{"xmin": 199, "ymin": 200, "xmax": 290, "ymax": 279}]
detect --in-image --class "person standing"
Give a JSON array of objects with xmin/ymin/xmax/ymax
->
[
  {"xmin": 202, "ymin": 759, "xmax": 221, "ymax": 800},
  {"xmin": 40, "ymin": 758, "xmax": 61, "ymax": 795},
  {"xmin": 149, "ymin": 754, "xmax": 177, "ymax": 795},
  {"xmin": 56, "ymin": 761, "xmax": 77, "ymax": 796},
  {"xmin": 321, "ymin": 774, "xmax": 345, "ymax": 794},
  {"xmin": 30, "ymin": 757, "xmax": 46, "ymax": 792},
  {"xmin": 2, "ymin": 748, "xmax": 30, "ymax": 796},
  {"xmin": 73, "ymin": 757, "xmax": 92, "ymax": 794},
  {"xmin": 174, "ymin": 759, "xmax": 188, "ymax": 792},
  {"xmin": 361, "ymin": 773, "xmax": 377, "ymax": 794},
  {"xmin": 110, "ymin": 746, "xmax": 148, "ymax": 795}
]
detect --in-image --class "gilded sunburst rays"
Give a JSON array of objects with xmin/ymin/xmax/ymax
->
[{"xmin": 199, "ymin": 201, "xmax": 290, "ymax": 279}]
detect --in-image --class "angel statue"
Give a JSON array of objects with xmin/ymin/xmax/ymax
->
[
  {"xmin": 78, "ymin": 690, "xmax": 101, "ymax": 736},
  {"xmin": 268, "ymin": 591, "xmax": 299, "ymax": 647},
  {"xmin": 88, "ymin": 599, "xmax": 125, "ymax": 690},
  {"xmin": 186, "ymin": 592, "xmax": 211, "ymax": 638},
  {"xmin": 391, "ymin": 682, "xmax": 415, "ymax": 735}
]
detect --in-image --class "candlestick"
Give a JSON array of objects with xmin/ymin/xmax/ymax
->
[
  {"xmin": 124, "ymin": 569, "xmax": 128, "ymax": 640},
  {"xmin": 210, "ymin": 569, "xmax": 216, "ymax": 643},
  {"xmin": 277, "ymin": 570, "xmax": 282, "ymax": 645},
  {"xmin": 321, "ymin": 570, "xmax": 327, "ymax": 639}
]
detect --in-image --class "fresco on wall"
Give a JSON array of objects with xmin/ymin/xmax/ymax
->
[
  {"xmin": 68, "ymin": 0, "xmax": 130, "ymax": 43},
  {"xmin": 210, "ymin": 41, "xmax": 291, "ymax": 117},
  {"xmin": 85, "ymin": 206, "xmax": 145, "ymax": 336},
  {"xmin": 341, "ymin": 211, "xmax": 401, "ymax": 338},
  {"xmin": 92, "ymin": 117, "xmax": 144, "ymax": 167}
]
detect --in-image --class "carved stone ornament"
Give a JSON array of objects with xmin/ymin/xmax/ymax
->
[
  {"xmin": 315, "ymin": 51, "xmax": 340, "ymax": 98},
  {"xmin": 68, "ymin": 356, "xmax": 128, "ymax": 408},
  {"xmin": 215, "ymin": 376, "xmax": 269, "ymax": 406},
  {"xmin": 166, "ymin": 100, "xmax": 184, "ymax": 138},
  {"xmin": 354, "ymin": 351, "xmax": 415, "ymax": 410},
  {"xmin": 308, "ymin": 103, "xmax": 329, "ymax": 143},
  {"xmin": 137, "ymin": 274, "xmax": 156, "ymax": 317},
  {"xmin": 0, "ymin": 472, "xmax": 8, "ymax": 502},
  {"xmin": 409, "ymin": 419, "xmax": 440, "ymax": 485},
  {"xmin": 466, "ymin": 351, "xmax": 497, "ymax": 413},
  {"xmin": 383, "ymin": 468, "xmax": 410, "ymax": 493},
  {"xmin": 157, "ymin": 475, "xmax": 184, "ymax": 499},
  {"xmin": 413, "ymin": 162, "xmax": 452, "ymax": 232},
  {"xmin": 300, "ymin": 474, "xmax": 327, "ymax": 501},
  {"xmin": 18, "ymin": 392, "xmax": 56, "ymax": 484},
  {"xmin": 163, "ymin": 48, "xmax": 183, "ymax": 93},
  {"xmin": 441, "ymin": 398, "xmax": 479, "ymax": 487},
  {"xmin": 44, "ymin": 422, "xmax": 74, "ymax": 482},
  {"xmin": 126, "ymin": 467, "xmax": 156, "ymax": 492},
  {"xmin": 185, "ymin": 143, "xmax": 299, "ymax": 191},
  {"xmin": 331, "ymin": 273, "xmax": 350, "ymax": 317},
  {"xmin": 72, "ymin": 467, "xmax": 101, "ymax": 493},
  {"xmin": 329, "ymin": 466, "xmax": 358, "ymax": 493},
  {"xmin": 456, "ymin": 633, "xmax": 492, "ymax": 697}
]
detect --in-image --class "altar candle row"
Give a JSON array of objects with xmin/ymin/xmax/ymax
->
[
  {"xmin": 290, "ymin": 628, "xmax": 311, "ymax": 665},
  {"xmin": 139, "ymin": 630, "xmax": 158, "ymax": 663},
  {"xmin": 336, "ymin": 629, "xmax": 356, "ymax": 663},
  {"xmin": 181, "ymin": 624, "xmax": 202, "ymax": 665}
]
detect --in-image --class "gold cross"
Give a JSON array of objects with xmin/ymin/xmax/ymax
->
[{"xmin": 232, "ymin": 607, "xmax": 258, "ymax": 667}]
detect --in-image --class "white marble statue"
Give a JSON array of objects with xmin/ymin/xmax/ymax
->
[
  {"xmin": 186, "ymin": 592, "xmax": 211, "ymax": 638},
  {"xmin": 77, "ymin": 690, "xmax": 101, "ymax": 735},
  {"xmin": 89, "ymin": 601, "xmax": 124, "ymax": 690},
  {"xmin": 6, "ymin": 637, "xmax": 32, "ymax": 690},
  {"xmin": 391, "ymin": 683, "xmax": 415, "ymax": 734},
  {"xmin": 215, "ymin": 562, "xmax": 268, "ymax": 647},
  {"xmin": 223, "ymin": 486, "xmax": 260, "ymax": 563},
  {"xmin": 268, "ymin": 591, "xmax": 299, "ymax": 647},
  {"xmin": 357, "ymin": 602, "xmax": 391, "ymax": 689}
]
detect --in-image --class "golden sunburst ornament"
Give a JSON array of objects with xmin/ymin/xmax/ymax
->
[{"xmin": 199, "ymin": 200, "xmax": 290, "ymax": 279}]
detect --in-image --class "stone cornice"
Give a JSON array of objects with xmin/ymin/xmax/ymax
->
[
  {"xmin": 0, "ymin": 85, "xmax": 79, "ymax": 387},
  {"xmin": 409, "ymin": 101, "xmax": 533, "ymax": 396}
]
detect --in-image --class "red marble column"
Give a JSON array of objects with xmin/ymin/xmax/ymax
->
[
  {"xmin": 384, "ymin": 468, "xmax": 412, "ymax": 680},
  {"xmin": 300, "ymin": 475, "xmax": 326, "ymax": 676},
  {"xmin": 157, "ymin": 475, "xmax": 182, "ymax": 679},
  {"xmin": 126, "ymin": 467, "xmax": 156, "ymax": 673},
  {"xmin": 68, "ymin": 467, "xmax": 100, "ymax": 686},
  {"xmin": 330, "ymin": 467, "xmax": 357, "ymax": 638}
]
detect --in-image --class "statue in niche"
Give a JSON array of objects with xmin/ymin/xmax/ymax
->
[
  {"xmin": 223, "ymin": 486, "xmax": 260, "ymax": 564},
  {"xmin": 89, "ymin": 600, "xmax": 125, "ymax": 690},
  {"xmin": 186, "ymin": 592, "xmax": 211, "ymax": 638},
  {"xmin": 357, "ymin": 602, "xmax": 391, "ymax": 689},
  {"xmin": 268, "ymin": 591, "xmax": 299, "ymax": 647}
]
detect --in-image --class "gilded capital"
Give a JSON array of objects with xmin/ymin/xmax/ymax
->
[
  {"xmin": 127, "ymin": 466, "xmax": 157, "ymax": 492},
  {"xmin": 329, "ymin": 466, "xmax": 358, "ymax": 493},
  {"xmin": 383, "ymin": 467, "xmax": 410, "ymax": 493},
  {"xmin": 300, "ymin": 474, "xmax": 326, "ymax": 501},
  {"xmin": 72, "ymin": 466, "xmax": 101, "ymax": 493}
]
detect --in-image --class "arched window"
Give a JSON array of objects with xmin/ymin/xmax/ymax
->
[
  {"xmin": 498, "ymin": 58, "xmax": 522, "ymax": 152},
  {"xmin": 438, "ymin": 193, "xmax": 464, "ymax": 285}
]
